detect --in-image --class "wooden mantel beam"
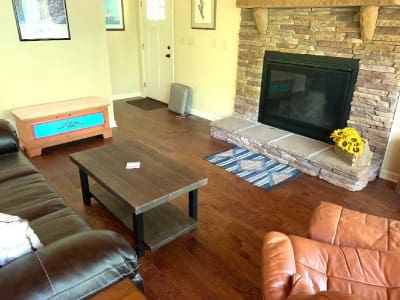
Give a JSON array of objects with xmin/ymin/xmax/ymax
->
[
  {"xmin": 236, "ymin": 0, "xmax": 400, "ymax": 8},
  {"xmin": 360, "ymin": 5, "xmax": 379, "ymax": 41},
  {"xmin": 237, "ymin": 0, "xmax": 400, "ymax": 40}
]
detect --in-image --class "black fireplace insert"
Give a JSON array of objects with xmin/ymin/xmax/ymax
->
[{"xmin": 258, "ymin": 51, "xmax": 359, "ymax": 143}]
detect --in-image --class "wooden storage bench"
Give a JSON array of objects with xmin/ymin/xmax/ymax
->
[{"xmin": 12, "ymin": 97, "xmax": 112, "ymax": 157}]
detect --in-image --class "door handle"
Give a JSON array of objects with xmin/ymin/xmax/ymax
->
[{"xmin": 165, "ymin": 54, "xmax": 171, "ymax": 58}]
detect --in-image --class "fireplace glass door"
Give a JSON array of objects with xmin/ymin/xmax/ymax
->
[{"xmin": 258, "ymin": 52, "xmax": 359, "ymax": 143}]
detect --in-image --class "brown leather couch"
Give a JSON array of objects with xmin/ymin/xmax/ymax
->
[
  {"xmin": 262, "ymin": 201, "xmax": 400, "ymax": 300},
  {"xmin": 0, "ymin": 119, "xmax": 143, "ymax": 299}
]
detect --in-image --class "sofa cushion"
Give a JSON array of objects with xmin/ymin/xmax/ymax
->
[
  {"xmin": 0, "ymin": 213, "xmax": 42, "ymax": 267},
  {"xmin": 0, "ymin": 173, "xmax": 66, "ymax": 220},
  {"xmin": 30, "ymin": 208, "xmax": 91, "ymax": 245},
  {"xmin": 309, "ymin": 201, "xmax": 400, "ymax": 251},
  {"xmin": 0, "ymin": 165, "xmax": 38, "ymax": 183},
  {"xmin": 290, "ymin": 235, "xmax": 400, "ymax": 299},
  {"xmin": 0, "ymin": 230, "xmax": 140, "ymax": 300},
  {"xmin": 0, "ymin": 152, "xmax": 38, "ymax": 183},
  {"xmin": 288, "ymin": 274, "xmax": 368, "ymax": 299}
]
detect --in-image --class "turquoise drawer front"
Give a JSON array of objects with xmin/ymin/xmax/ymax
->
[{"xmin": 33, "ymin": 112, "xmax": 105, "ymax": 139}]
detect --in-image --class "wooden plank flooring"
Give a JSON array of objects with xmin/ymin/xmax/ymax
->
[{"xmin": 29, "ymin": 100, "xmax": 400, "ymax": 300}]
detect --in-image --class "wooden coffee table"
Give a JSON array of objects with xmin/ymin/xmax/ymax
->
[{"xmin": 70, "ymin": 141, "xmax": 208, "ymax": 257}]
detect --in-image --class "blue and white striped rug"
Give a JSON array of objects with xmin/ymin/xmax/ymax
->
[{"xmin": 205, "ymin": 147, "xmax": 302, "ymax": 191}]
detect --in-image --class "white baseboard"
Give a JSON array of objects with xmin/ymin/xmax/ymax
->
[
  {"xmin": 379, "ymin": 168, "xmax": 399, "ymax": 182},
  {"xmin": 109, "ymin": 118, "xmax": 118, "ymax": 128},
  {"xmin": 190, "ymin": 109, "xmax": 221, "ymax": 121},
  {"xmin": 112, "ymin": 92, "xmax": 142, "ymax": 101}
]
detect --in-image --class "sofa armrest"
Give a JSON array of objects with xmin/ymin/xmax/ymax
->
[
  {"xmin": 262, "ymin": 231, "xmax": 297, "ymax": 300},
  {"xmin": 0, "ymin": 119, "xmax": 19, "ymax": 155},
  {"xmin": 0, "ymin": 230, "xmax": 140, "ymax": 300},
  {"xmin": 309, "ymin": 201, "xmax": 400, "ymax": 251}
]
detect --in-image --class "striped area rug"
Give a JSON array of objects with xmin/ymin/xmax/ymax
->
[{"xmin": 205, "ymin": 147, "xmax": 302, "ymax": 191}]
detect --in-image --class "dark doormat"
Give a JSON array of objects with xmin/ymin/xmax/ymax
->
[{"xmin": 126, "ymin": 97, "xmax": 168, "ymax": 111}]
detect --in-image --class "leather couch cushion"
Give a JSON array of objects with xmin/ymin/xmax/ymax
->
[
  {"xmin": 0, "ymin": 152, "xmax": 38, "ymax": 183},
  {"xmin": 290, "ymin": 235, "xmax": 400, "ymax": 299},
  {"xmin": 0, "ymin": 230, "xmax": 140, "ymax": 300},
  {"xmin": 262, "ymin": 232, "xmax": 400, "ymax": 300},
  {"xmin": 288, "ymin": 274, "xmax": 368, "ymax": 300},
  {"xmin": 0, "ymin": 173, "xmax": 66, "ymax": 220},
  {"xmin": 0, "ymin": 165, "xmax": 38, "ymax": 183},
  {"xmin": 30, "ymin": 208, "xmax": 91, "ymax": 245},
  {"xmin": 309, "ymin": 201, "xmax": 400, "ymax": 251}
]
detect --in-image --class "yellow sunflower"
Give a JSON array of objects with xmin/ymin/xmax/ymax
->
[{"xmin": 331, "ymin": 127, "xmax": 364, "ymax": 155}]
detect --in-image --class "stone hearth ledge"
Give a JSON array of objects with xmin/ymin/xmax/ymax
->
[{"xmin": 210, "ymin": 116, "xmax": 381, "ymax": 191}]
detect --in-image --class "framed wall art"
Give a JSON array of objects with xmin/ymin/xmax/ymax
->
[
  {"xmin": 12, "ymin": 0, "xmax": 71, "ymax": 41},
  {"xmin": 191, "ymin": 0, "xmax": 216, "ymax": 30},
  {"xmin": 104, "ymin": 0, "xmax": 125, "ymax": 31}
]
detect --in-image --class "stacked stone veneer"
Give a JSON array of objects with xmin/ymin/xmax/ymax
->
[{"xmin": 235, "ymin": 6, "xmax": 400, "ymax": 159}]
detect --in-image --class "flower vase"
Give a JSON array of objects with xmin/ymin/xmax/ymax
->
[{"xmin": 333, "ymin": 140, "xmax": 372, "ymax": 167}]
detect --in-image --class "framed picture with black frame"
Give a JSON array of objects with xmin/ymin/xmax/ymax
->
[
  {"xmin": 191, "ymin": 0, "xmax": 216, "ymax": 30},
  {"xmin": 104, "ymin": 0, "xmax": 125, "ymax": 31},
  {"xmin": 12, "ymin": 0, "xmax": 71, "ymax": 41}
]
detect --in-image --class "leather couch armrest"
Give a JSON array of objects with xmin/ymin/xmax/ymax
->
[
  {"xmin": 309, "ymin": 201, "xmax": 400, "ymax": 251},
  {"xmin": 262, "ymin": 231, "xmax": 297, "ymax": 300},
  {"xmin": 0, "ymin": 230, "xmax": 140, "ymax": 300},
  {"xmin": 308, "ymin": 201, "xmax": 342, "ymax": 245},
  {"xmin": 0, "ymin": 119, "xmax": 19, "ymax": 155}
]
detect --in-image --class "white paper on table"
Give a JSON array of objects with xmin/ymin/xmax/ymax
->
[{"xmin": 126, "ymin": 161, "xmax": 141, "ymax": 169}]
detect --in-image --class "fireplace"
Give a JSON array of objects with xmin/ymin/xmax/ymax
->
[
  {"xmin": 258, "ymin": 51, "xmax": 359, "ymax": 143},
  {"xmin": 211, "ymin": 6, "xmax": 400, "ymax": 190}
]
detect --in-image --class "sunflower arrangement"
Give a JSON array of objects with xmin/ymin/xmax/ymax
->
[{"xmin": 330, "ymin": 127, "xmax": 364, "ymax": 156}]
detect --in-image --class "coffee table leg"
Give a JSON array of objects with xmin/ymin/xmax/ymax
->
[
  {"xmin": 133, "ymin": 213, "xmax": 145, "ymax": 258},
  {"xmin": 79, "ymin": 168, "xmax": 92, "ymax": 205},
  {"xmin": 189, "ymin": 189, "xmax": 198, "ymax": 220}
]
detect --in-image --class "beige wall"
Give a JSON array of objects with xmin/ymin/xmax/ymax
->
[
  {"xmin": 381, "ymin": 105, "xmax": 400, "ymax": 181},
  {"xmin": 107, "ymin": 0, "xmax": 142, "ymax": 99},
  {"xmin": 173, "ymin": 0, "xmax": 241, "ymax": 120},
  {"xmin": 0, "ymin": 0, "xmax": 114, "ymax": 123}
]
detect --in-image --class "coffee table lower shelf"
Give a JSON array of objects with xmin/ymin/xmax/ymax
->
[{"xmin": 90, "ymin": 184, "xmax": 197, "ymax": 250}]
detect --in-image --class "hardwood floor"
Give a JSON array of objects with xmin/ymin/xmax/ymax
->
[{"xmin": 29, "ymin": 100, "xmax": 400, "ymax": 300}]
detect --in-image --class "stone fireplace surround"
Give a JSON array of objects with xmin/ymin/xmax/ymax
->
[{"xmin": 210, "ymin": 5, "xmax": 400, "ymax": 191}]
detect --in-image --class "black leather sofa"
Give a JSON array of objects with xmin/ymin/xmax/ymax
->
[{"xmin": 0, "ymin": 119, "xmax": 143, "ymax": 299}]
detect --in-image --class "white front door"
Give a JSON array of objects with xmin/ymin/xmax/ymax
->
[{"xmin": 141, "ymin": 0, "xmax": 173, "ymax": 103}]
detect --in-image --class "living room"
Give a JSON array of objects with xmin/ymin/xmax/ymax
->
[{"xmin": 1, "ymin": 0, "xmax": 400, "ymax": 299}]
